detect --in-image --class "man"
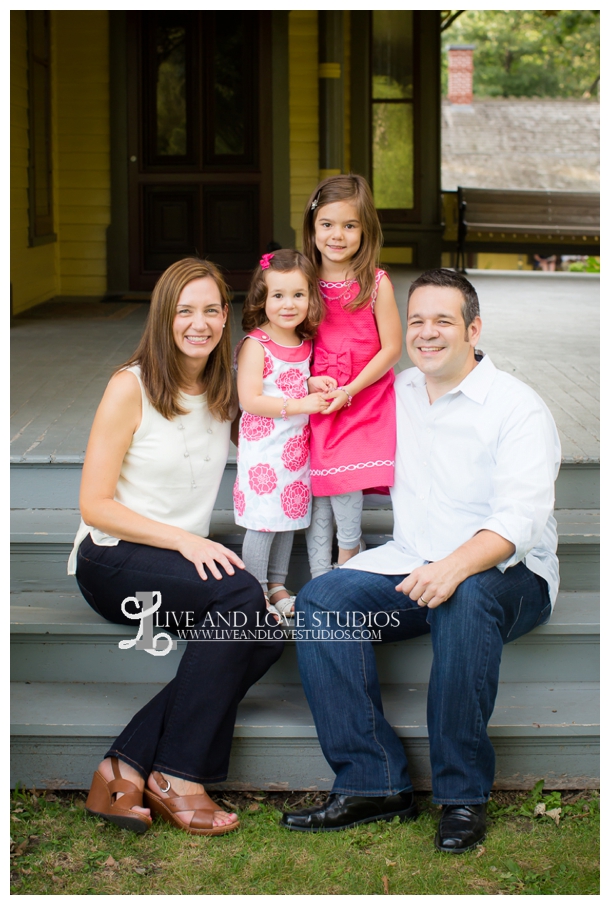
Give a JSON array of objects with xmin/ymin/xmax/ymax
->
[{"xmin": 281, "ymin": 269, "xmax": 560, "ymax": 852}]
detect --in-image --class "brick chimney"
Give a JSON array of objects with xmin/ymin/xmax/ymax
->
[{"xmin": 448, "ymin": 44, "xmax": 475, "ymax": 105}]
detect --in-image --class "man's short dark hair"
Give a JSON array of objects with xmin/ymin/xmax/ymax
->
[{"xmin": 407, "ymin": 269, "xmax": 480, "ymax": 328}]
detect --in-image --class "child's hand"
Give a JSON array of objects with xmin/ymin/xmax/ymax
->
[
  {"xmin": 308, "ymin": 375, "xmax": 338, "ymax": 393},
  {"xmin": 321, "ymin": 388, "xmax": 351, "ymax": 415},
  {"xmin": 298, "ymin": 392, "xmax": 332, "ymax": 414}
]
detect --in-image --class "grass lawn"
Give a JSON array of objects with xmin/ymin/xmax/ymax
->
[{"xmin": 10, "ymin": 786, "xmax": 599, "ymax": 896}]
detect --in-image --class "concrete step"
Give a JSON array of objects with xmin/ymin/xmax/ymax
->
[
  {"xmin": 10, "ymin": 679, "xmax": 599, "ymax": 791},
  {"xmin": 10, "ymin": 590, "xmax": 599, "ymax": 685},
  {"xmin": 10, "ymin": 508, "xmax": 600, "ymax": 593},
  {"xmin": 10, "ymin": 456, "xmax": 601, "ymax": 510}
]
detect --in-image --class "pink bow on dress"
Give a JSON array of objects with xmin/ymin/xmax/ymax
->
[{"xmin": 314, "ymin": 349, "xmax": 352, "ymax": 386}]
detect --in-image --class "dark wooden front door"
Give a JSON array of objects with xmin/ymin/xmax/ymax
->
[{"xmin": 127, "ymin": 11, "xmax": 272, "ymax": 291}]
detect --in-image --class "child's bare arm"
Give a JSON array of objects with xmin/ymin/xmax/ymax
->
[
  {"xmin": 237, "ymin": 339, "xmax": 330, "ymax": 417},
  {"xmin": 323, "ymin": 276, "xmax": 403, "ymax": 414}
]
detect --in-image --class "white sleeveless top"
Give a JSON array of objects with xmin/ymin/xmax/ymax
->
[{"xmin": 67, "ymin": 366, "xmax": 231, "ymax": 574}]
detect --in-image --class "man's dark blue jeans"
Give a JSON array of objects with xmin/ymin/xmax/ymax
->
[{"xmin": 295, "ymin": 563, "xmax": 551, "ymax": 805}]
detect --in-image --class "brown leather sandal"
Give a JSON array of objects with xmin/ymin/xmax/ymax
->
[
  {"xmin": 85, "ymin": 757, "xmax": 152, "ymax": 834},
  {"xmin": 143, "ymin": 771, "xmax": 239, "ymax": 836}
]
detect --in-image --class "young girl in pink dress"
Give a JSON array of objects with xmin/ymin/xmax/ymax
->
[
  {"xmin": 302, "ymin": 174, "xmax": 403, "ymax": 577},
  {"xmin": 234, "ymin": 249, "xmax": 336, "ymax": 618}
]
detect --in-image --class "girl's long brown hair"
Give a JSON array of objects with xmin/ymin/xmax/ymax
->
[
  {"xmin": 120, "ymin": 258, "xmax": 235, "ymax": 421},
  {"xmin": 242, "ymin": 249, "xmax": 323, "ymax": 339},
  {"xmin": 302, "ymin": 174, "xmax": 382, "ymax": 310}
]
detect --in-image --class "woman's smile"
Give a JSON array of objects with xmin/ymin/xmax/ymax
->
[{"xmin": 172, "ymin": 277, "xmax": 227, "ymax": 365}]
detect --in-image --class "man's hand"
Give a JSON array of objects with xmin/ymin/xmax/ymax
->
[
  {"xmin": 395, "ymin": 560, "xmax": 465, "ymax": 609},
  {"xmin": 395, "ymin": 531, "xmax": 516, "ymax": 609}
]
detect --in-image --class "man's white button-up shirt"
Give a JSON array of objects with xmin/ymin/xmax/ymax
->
[{"xmin": 345, "ymin": 354, "xmax": 561, "ymax": 606}]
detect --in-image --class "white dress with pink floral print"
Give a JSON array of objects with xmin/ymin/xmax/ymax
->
[{"xmin": 234, "ymin": 328, "xmax": 312, "ymax": 532}]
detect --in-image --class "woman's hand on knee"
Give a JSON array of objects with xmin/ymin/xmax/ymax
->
[{"xmin": 178, "ymin": 533, "xmax": 245, "ymax": 581}]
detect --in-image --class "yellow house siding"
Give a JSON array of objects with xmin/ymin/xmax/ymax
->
[
  {"xmin": 54, "ymin": 10, "xmax": 110, "ymax": 296},
  {"xmin": 289, "ymin": 11, "xmax": 319, "ymax": 250},
  {"xmin": 10, "ymin": 11, "xmax": 58, "ymax": 314}
]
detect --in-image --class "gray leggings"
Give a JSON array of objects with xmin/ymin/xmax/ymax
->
[
  {"xmin": 241, "ymin": 529, "xmax": 294, "ymax": 594},
  {"xmin": 305, "ymin": 491, "xmax": 363, "ymax": 579}
]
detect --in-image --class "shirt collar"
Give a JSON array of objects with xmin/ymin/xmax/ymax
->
[{"xmin": 406, "ymin": 352, "xmax": 497, "ymax": 405}]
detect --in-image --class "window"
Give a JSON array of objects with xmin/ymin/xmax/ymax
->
[
  {"xmin": 141, "ymin": 11, "xmax": 258, "ymax": 170},
  {"xmin": 371, "ymin": 11, "xmax": 415, "ymax": 213},
  {"xmin": 27, "ymin": 11, "xmax": 55, "ymax": 245}
]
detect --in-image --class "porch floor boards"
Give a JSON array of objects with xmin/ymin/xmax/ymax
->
[{"xmin": 11, "ymin": 269, "xmax": 599, "ymax": 463}]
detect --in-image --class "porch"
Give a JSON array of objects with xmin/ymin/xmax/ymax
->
[{"xmin": 10, "ymin": 269, "xmax": 600, "ymax": 790}]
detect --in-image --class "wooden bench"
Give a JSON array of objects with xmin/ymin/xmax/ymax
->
[{"xmin": 454, "ymin": 187, "xmax": 600, "ymax": 271}]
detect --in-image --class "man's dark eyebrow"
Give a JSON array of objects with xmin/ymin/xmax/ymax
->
[{"xmin": 407, "ymin": 311, "xmax": 457, "ymax": 320}]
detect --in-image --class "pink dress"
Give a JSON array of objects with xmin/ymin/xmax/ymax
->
[
  {"xmin": 309, "ymin": 269, "xmax": 396, "ymax": 497},
  {"xmin": 234, "ymin": 328, "xmax": 312, "ymax": 531}
]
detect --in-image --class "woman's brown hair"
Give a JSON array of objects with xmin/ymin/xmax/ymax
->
[
  {"xmin": 120, "ymin": 258, "xmax": 235, "ymax": 421},
  {"xmin": 302, "ymin": 173, "xmax": 382, "ymax": 311},
  {"xmin": 242, "ymin": 249, "xmax": 324, "ymax": 339}
]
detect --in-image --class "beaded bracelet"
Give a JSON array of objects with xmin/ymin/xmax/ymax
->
[
  {"xmin": 280, "ymin": 396, "xmax": 289, "ymax": 420},
  {"xmin": 337, "ymin": 386, "xmax": 353, "ymax": 407}
]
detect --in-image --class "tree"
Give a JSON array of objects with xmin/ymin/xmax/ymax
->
[{"xmin": 441, "ymin": 10, "xmax": 599, "ymax": 98}]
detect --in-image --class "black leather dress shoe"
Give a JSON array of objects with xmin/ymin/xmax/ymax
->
[
  {"xmin": 280, "ymin": 791, "xmax": 418, "ymax": 832},
  {"xmin": 434, "ymin": 804, "xmax": 487, "ymax": 853}
]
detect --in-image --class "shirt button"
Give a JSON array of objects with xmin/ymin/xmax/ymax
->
[
  {"xmin": 184, "ymin": 452, "xmax": 189, "ymax": 458},
  {"xmin": 205, "ymin": 456, "xmax": 211, "ymax": 462},
  {"xmin": 178, "ymin": 424, "xmax": 185, "ymax": 431},
  {"xmin": 207, "ymin": 428, "xmax": 213, "ymax": 434}
]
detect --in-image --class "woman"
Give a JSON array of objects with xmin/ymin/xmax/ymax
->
[{"xmin": 68, "ymin": 258, "xmax": 284, "ymax": 835}]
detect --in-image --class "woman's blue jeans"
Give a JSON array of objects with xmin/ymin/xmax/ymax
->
[
  {"xmin": 295, "ymin": 563, "xmax": 551, "ymax": 805},
  {"xmin": 76, "ymin": 534, "xmax": 284, "ymax": 784}
]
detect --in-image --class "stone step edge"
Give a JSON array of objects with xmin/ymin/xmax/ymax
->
[
  {"xmin": 9, "ymin": 623, "xmax": 600, "ymax": 641},
  {"xmin": 10, "ymin": 681, "xmax": 599, "ymax": 739},
  {"xmin": 10, "ymin": 613, "xmax": 600, "ymax": 648},
  {"xmin": 9, "ymin": 591, "xmax": 600, "ymax": 638},
  {"xmin": 10, "ymin": 508, "xmax": 601, "ymax": 546},
  {"xmin": 9, "ymin": 455, "xmax": 603, "ymax": 466}
]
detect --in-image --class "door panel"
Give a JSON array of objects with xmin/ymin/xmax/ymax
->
[
  {"xmin": 128, "ymin": 11, "xmax": 271, "ymax": 290},
  {"xmin": 203, "ymin": 187, "xmax": 259, "ymax": 267},
  {"xmin": 142, "ymin": 186, "xmax": 199, "ymax": 272}
]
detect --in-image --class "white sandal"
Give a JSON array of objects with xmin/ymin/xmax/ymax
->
[
  {"xmin": 263, "ymin": 594, "xmax": 282, "ymax": 623},
  {"xmin": 268, "ymin": 585, "xmax": 296, "ymax": 619}
]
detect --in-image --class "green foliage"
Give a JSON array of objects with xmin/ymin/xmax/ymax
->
[
  {"xmin": 442, "ymin": 10, "xmax": 600, "ymax": 98},
  {"xmin": 10, "ymin": 789, "xmax": 600, "ymax": 896},
  {"xmin": 488, "ymin": 781, "xmax": 599, "ymax": 822},
  {"xmin": 568, "ymin": 256, "xmax": 600, "ymax": 272},
  {"xmin": 372, "ymin": 103, "xmax": 414, "ymax": 210}
]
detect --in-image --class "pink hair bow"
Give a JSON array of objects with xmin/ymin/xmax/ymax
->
[{"xmin": 260, "ymin": 253, "xmax": 275, "ymax": 270}]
